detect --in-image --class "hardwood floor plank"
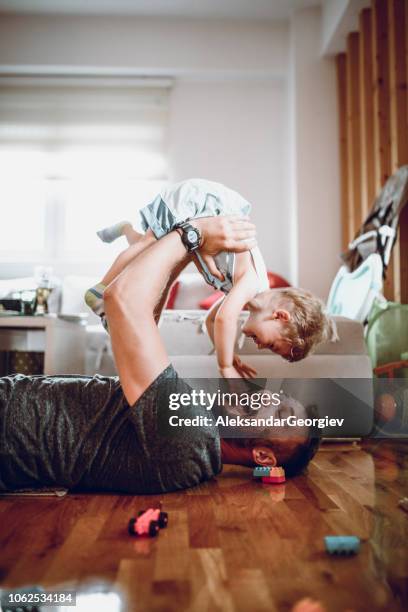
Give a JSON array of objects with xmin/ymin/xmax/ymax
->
[
  {"xmin": 115, "ymin": 557, "xmax": 155, "ymax": 612},
  {"xmin": 41, "ymin": 497, "xmax": 117, "ymax": 584},
  {"xmin": 189, "ymin": 549, "xmax": 234, "ymax": 612},
  {"xmin": 187, "ymin": 496, "xmax": 220, "ymax": 549},
  {"xmin": 153, "ymin": 510, "xmax": 190, "ymax": 582},
  {"xmin": 293, "ymin": 475, "xmax": 340, "ymax": 511},
  {"xmin": 228, "ymin": 568, "xmax": 275, "ymax": 612},
  {"xmin": 0, "ymin": 443, "xmax": 407, "ymax": 610}
]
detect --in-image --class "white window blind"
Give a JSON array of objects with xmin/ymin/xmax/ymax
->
[
  {"xmin": 0, "ymin": 77, "xmax": 171, "ymax": 271},
  {"xmin": 0, "ymin": 78, "xmax": 171, "ymax": 146},
  {"xmin": 0, "ymin": 77, "xmax": 171, "ymax": 177}
]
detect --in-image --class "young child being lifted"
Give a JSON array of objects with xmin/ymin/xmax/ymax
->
[{"xmin": 86, "ymin": 178, "xmax": 336, "ymax": 378}]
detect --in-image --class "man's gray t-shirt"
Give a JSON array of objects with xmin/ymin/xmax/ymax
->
[{"xmin": 0, "ymin": 365, "xmax": 221, "ymax": 494}]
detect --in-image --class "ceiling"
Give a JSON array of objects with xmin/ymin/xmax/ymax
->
[{"xmin": 0, "ymin": 0, "xmax": 321, "ymax": 21}]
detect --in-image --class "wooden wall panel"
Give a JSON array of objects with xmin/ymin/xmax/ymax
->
[
  {"xmin": 388, "ymin": 0, "xmax": 408, "ymax": 169},
  {"xmin": 359, "ymin": 9, "xmax": 375, "ymax": 219},
  {"xmin": 372, "ymin": 0, "xmax": 392, "ymax": 193},
  {"xmin": 346, "ymin": 32, "xmax": 362, "ymax": 240},
  {"xmin": 387, "ymin": 0, "xmax": 408, "ymax": 301},
  {"xmin": 388, "ymin": 0, "xmax": 408, "ymax": 302},
  {"xmin": 372, "ymin": 0, "xmax": 394, "ymax": 299},
  {"xmin": 400, "ymin": 202, "xmax": 408, "ymax": 302},
  {"xmin": 336, "ymin": 0, "xmax": 408, "ymax": 304},
  {"xmin": 336, "ymin": 53, "xmax": 350, "ymax": 251},
  {"xmin": 402, "ymin": 0, "xmax": 408, "ymax": 302}
]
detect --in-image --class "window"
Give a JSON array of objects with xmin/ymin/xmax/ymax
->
[{"xmin": 0, "ymin": 78, "xmax": 171, "ymax": 275}]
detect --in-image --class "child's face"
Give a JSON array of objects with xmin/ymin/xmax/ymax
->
[{"xmin": 242, "ymin": 311, "xmax": 292, "ymax": 359}]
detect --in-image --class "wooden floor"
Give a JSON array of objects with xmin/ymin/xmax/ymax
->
[{"xmin": 0, "ymin": 440, "xmax": 407, "ymax": 612}]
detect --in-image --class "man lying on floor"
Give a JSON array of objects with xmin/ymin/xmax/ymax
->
[{"xmin": 0, "ymin": 216, "xmax": 320, "ymax": 494}]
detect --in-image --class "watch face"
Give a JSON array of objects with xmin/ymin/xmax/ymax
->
[{"xmin": 187, "ymin": 229, "xmax": 198, "ymax": 243}]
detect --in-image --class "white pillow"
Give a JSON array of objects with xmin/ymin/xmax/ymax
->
[
  {"xmin": 61, "ymin": 275, "xmax": 100, "ymax": 323},
  {"xmin": 173, "ymin": 272, "xmax": 213, "ymax": 310}
]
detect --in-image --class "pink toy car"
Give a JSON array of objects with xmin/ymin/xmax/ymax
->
[{"xmin": 128, "ymin": 506, "xmax": 168, "ymax": 537}]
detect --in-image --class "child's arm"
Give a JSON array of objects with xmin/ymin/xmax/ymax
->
[
  {"xmin": 205, "ymin": 295, "xmax": 225, "ymax": 346},
  {"xmin": 206, "ymin": 295, "xmax": 257, "ymax": 378},
  {"xmin": 214, "ymin": 269, "xmax": 258, "ymax": 378}
]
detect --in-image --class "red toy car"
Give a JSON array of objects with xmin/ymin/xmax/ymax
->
[{"xmin": 128, "ymin": 505, "xmax": 168, "ymax": 537}]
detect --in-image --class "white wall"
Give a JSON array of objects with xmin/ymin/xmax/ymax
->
[
  {"xmin": 289, "ymin": 7, "xmax": 341, "ymax": 298},
  {"xmin": 0, "ymin": 10, "xmax": 342, "ymax": 295},
  {"xmin": 0, "ymin": 14, "xmax": 287, "ymax": 77},
  {"xmin": 321, "ymin": 0, "xmax": 349, "ymax": 54},
  {"xmin": 168, "ymin": 79, "xmax": 290, "ymax": 278},
  {"xmin": 321, "ymin": 0, "xmax": 370, "ymax": 56},
  {"xmin": 0, "ymin": 13, "xmax": 292, "ymax": 280}
]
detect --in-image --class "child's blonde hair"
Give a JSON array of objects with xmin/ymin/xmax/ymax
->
[{"xmin": 269, "ymin": 288, "xmax": 338, "ymax": 362}]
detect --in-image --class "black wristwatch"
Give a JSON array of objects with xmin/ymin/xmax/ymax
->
[{"xmin": 174, "ymin": 221, "xmax": 202, "ymax": 252}]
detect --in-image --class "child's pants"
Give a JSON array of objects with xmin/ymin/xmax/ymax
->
[{"xmin": 139, "ymin": 179, "xmax": 252, "ymax": 292}]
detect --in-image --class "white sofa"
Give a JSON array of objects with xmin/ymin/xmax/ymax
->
[
  {"xmin": 66, "ymin": 273, "xmax": 371, "ymax": 379},
  {"xmin": 88, "ymin": 310, "xmax": 372, "ymax": 378},
  {"xmin": 1, "ymin": 274, "xmax": 373, "ymax": 379}
]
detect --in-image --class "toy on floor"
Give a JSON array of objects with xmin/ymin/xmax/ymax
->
[
  {"xmin": 262, "ymin": 467, "xmax": 286, "ymax": 484},
  {"xmin": 128, "ymin": 504, "xmax": 168, "ymax": 537},
  {"xmin": 263, "ymin": 468, "xmax": 285, "ymax": 483},
  {"xmin": 324, "ymin": 535, "xmax": 360, "ymax": 555},
  {"xmin": 398, "ymin": 497, "xmax": 408, "ymax": 513},
  {"xmin": 253, "ymin": 466, "xmax": 286, "ymax": 484},
  {"xmin": 253, "ymin": 466, "xmax": 272, "ymax": 477}
]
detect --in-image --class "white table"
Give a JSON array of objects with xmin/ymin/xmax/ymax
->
[{"xmin": 0, "ymin": 314, "xmax": 86, "ymax": 375}]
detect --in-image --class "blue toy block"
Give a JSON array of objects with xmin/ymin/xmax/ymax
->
[
  {"xmin": 253, "ymin": 466, "xmax": 271, "ymax": 478},
  {"xmin": 324, "ymin": 536, "xmax": 360, "ymax": 555}
]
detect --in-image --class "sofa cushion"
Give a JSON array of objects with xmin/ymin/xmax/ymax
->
[
  {"xmin": 160, "ymin": 311, "xmax": 367, "ymax": 356},
  {"xmin": 170, "ymin": 354, "xmax": 373, "ymax": 379},
  {"xmin": 84, "ymin": 313, "xmax": 372, "ymax": 380},
  {"xmin": 173, "ymin": 273, "xmax": 213, "ymax": 309},
  {"xmin": 313, "ymin": 317, "xmax": 367, "ymax": 355}
]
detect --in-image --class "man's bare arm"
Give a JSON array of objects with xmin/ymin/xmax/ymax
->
[
  {"xmin": 153, "ymin": 255, "xmax": 190, "ymax": 323},
  {"xmin": 101, "ymin": 232, "xmax": 156, "ymax": 287},
  {"xmin": 104, "ymin": 216, "xmax": 257, "ymax": 405}
]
